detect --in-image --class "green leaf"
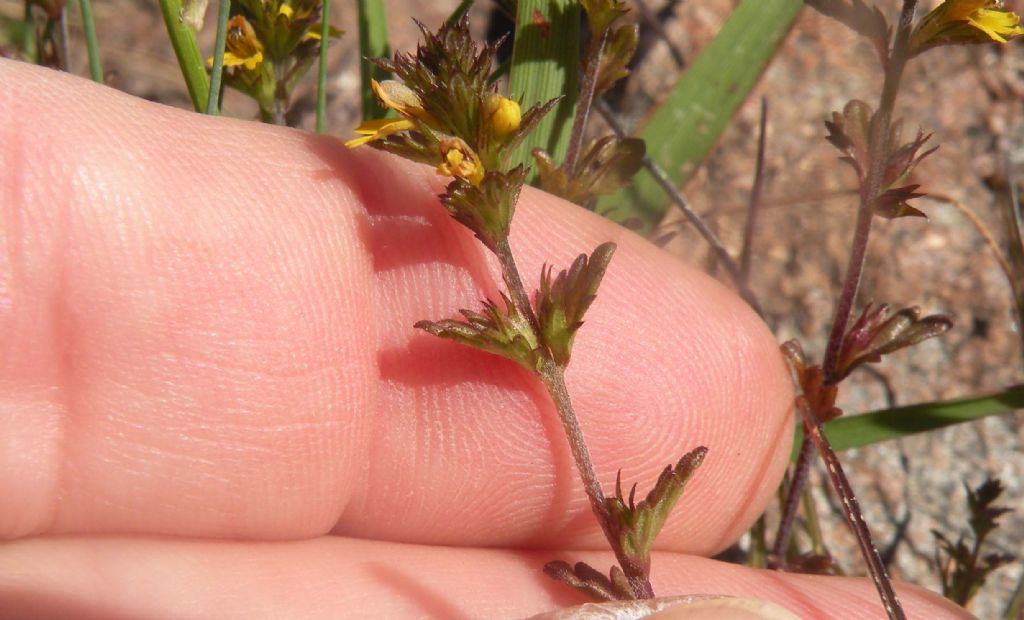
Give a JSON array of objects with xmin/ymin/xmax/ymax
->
[
  {"xmin": 357, "ymin": 0, "xmax": 390, "ymax": 120},
  {"xmin": 791, "ymin": 385, "xmax": 1024, "ymax": 459},
  {"xmin": 606, "ymin": 447, "xmax": 707, "ymax": 563},
  {"xmin": 415, "ymin": 294, "xmax": 541, "ymax": 371},
  {"xmin": 507, "ymin": 0, "xmax": 580, "ymax": 170},
  {"xmin": 158, "ymin": 0, "xmax": 210, "ymax": 112},
  {"xmin": 599, "ymin": 0, "xmax": 803, "ymax": 233},
  {"xmin": 439, "ymin": 168, "xmax": 526, "ymax": 253},
  {"xmin": 536, "ymin": 242, "xmax": 616, "ymax": 366},
  {"xmin": 594, "ymin": 23, "xmax": 638, "ymax": 96}
]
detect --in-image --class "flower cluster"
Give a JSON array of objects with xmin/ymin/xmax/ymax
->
[
  {"xmin": 911, "ymin": 0, "xmax": 1024, "ymax": 53},
  {"xmin": 207, "ymin": 0, "xmax": 338, "ymax": 122},
  {"xmin": 345, "ymin": 16, "xmax": 554, "ymax": 188}
]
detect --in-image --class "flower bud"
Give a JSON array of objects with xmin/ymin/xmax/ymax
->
[{"xmin": 484, "ymin": 94, "xmax": 521, "ymax": 139}]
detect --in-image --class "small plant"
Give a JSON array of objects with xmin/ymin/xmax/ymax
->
[
  {"xmin": 345, "ymin": 15, "xmax": 706, "ymax": 599},
  {"xmin": 933, "ymin": 477, "xmax": 1016, "ymax": 608}
]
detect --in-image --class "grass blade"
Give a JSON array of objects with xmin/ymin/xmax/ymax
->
[
  {"xmin": 206, "ymin": 0, "xmax": 229, "ymax": 115},
  {"xmin": 158, "ymin": 0, "xmax": 210, "ymax": 112},
  {"xmin": 78, "ymin": 0, "xmax": 103, "ymax": 83},
  {"xmin": 791, "ymin": 385, "xmax": 1024, "ymax": 459},
  {"xmin": 507, "ymin": 0, "xmax": 579, "ymax": 170},
  {"xmin": 356, "ymin": 0, "xmax": 390, "ymax": 120},
  {"xmin": 316, "ymin": 0, "xmax": 332, "ymax": 133},
  {"xmin": 601, "ymin": 0, "xmax": 803, "ymax": 232}
]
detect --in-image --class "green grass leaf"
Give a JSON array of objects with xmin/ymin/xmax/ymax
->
[
  {"xmin": 601, "ymin": 0, "xmax": 803, "ymax": 233},
  {"xmin": 357, "ymin": 0, "xmax": 390, "ymax": 120},
  {"xmin": 507, "ymin": 0, "xmax": 580, "ymax": 170},
  {"xmin": 792, "ymin": 385, "xmax": 1024, "ymax": 460},
  {"xmin": 78, "ymin": 0, "xmax": 103, "ymax": 83},
  {"xmin": 158, "ymin": 0, "xmax": 210, "ymax": 113},
  {"xmin": 316, "ymin": 0, "xmax": 332, "ymax": 132}
]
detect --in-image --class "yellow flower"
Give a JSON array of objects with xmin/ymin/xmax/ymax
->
[
  {"xmin": 437, "ymin": 138, "xmax": 485, "ymax": 185},
  {"xmin": 207, "ymin": 15, "xmax": 264, "ymax": 71},
  {"xmin": 345, "ymin": 79, "xmax": 436, "ymax": 148},
  {"xmin": 372, "ymin": 79, "xmax": 431, "ymax": 121},
  {"xmin": 484, "ymin": 94, "xmax": 521, "ymax": 139},
  {"xmin": 912, "ymin": 0, "xmax": 1024, "ymax": 51},
  {"xmin": 344, "ymin": 117, "xmax": 417, "ymax": 148}
]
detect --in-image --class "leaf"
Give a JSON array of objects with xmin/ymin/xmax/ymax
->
[
  {"xmin": 594, "ymin": 23, "xmax": 638, "ymax": 96},
  {"xmin": 835, "ymin": 304, "xmax": 953, "ymax": 381},
  {"xmin": 440, "ymin": 167, "xmax": 526, "ymax": 252},
  {"xmin": 790, "ymin": 384, "xmax": 1024, "ymax": 459},
  {"xmin": 581, "ymin": 0, "xmax": 629, "ymax": 35},
  {"xmin": 824, "ymin": 99, "xmax": 873, "ymax": 180},
  {"xmin": 873, "ymin": 185, "xmax": 927, "ymax": 219},
  {"xmin": 415, "ymin": 293, "xmax": 541, "ymax": 371},
  {"xmin": 543, "ymin": 560, "xmax": 633, "ymax": 601},
  {"xmin": 605, "ymin": 447, "xmax": 707, "ymax": 565},
  {"xmin": 534, "ymin": 137, "xmax": 645, "ymax": 207},
  {"xmin": 805, "ymin": 0, "xmax": 890, "ymax": 63},
  {"xmin": 508, "ymin": 0, "xmax": 581, "ymax": 169},
  {"xmin": 536, "ymin": 242, "xmax": 616, "ymax": 366},
  {"xmin": 356, "ymin": 0, "xmax": 391, "ymax": 120}
]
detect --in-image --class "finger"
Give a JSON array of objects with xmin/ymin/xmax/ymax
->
[
  {"xmin": 0, "ymin": 536, "xmax": 970, "ymax": 620},
  {"xmin": 0, "ymin": 60, "xmax": 792, "ymax": 552}
]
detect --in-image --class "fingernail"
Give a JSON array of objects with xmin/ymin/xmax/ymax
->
[
  {"xmin": 528, "ymin": 596, "xmax": 802, "ymax": 620},
  {"xmin": 647, "ymin": 597, "xmax": 801, "ymax": 620}
]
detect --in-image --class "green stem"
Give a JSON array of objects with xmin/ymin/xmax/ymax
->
[
  {"xmin": 206, "ymin": 0, "xmax": 229, "ymax": 115},
  {"xmin": 78, "ymin": 0, "xmax": 102, "ymax": 82},
  {"xmin": 22, "ymin": 1, "xmax": 36, "ymax": 61},
  {"xmin": 158, "ymin": 0, "xmax": 210, "ymax": 112},
  {"xmin": 315, "ymin": 0, "xmax": 332, "ymax": 133}
]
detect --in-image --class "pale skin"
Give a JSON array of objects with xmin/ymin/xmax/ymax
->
[{"xmin": 0, "ymin": 60, "xmax": 971, "ymax": 619}]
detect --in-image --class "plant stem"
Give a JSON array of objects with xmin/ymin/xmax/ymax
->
[
  {"xmin": 739, "ymin": 97, "xmax": 769, "ymax": 285},
  {"xmin": 206, "ymin": 0, "xmax": 230, "ymax": 115},
  {"xmin": 315, "ymin": 0, "xmax": 332, "ymax": 133},
  {"xmin": 770, "ymin": 434, "xmax": 814, "ymax": 564},
  {"xmin": 494, "ymin": 238, "xmax": 655, "ymax": 599},
  {"xmin": 56, "ymin": 5, "xmax": 69, "ymax": 71},
  {"xmin": 595, "ymin": 100, "xmax": 764, "ymax": 318},
  {"xmin": 78, "ymin": 0, "xmax": 103, "ymax": 83},
  {"xmin": 797, "ymin": 399, "xmax": 906, "ymax": 619},
  {"xmin": 562, "ymin": 28, "xmax": 609, "ymax": 174},
  {"xmin": 778, "ymin": 5, "xmax": 918, "ymax": 619},
  {"xmin": 822, "ymin": 0, "xmax": 918, "ymax": 383}
]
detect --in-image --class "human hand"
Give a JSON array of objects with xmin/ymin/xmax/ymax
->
[{"xmin": 0, "ymin": 60, "xmax": 968, "ymax": 619}]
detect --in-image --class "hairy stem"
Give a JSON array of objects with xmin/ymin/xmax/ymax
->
[
  {"xmin": 595, "ymin": 100, "xmax": 764, "ymax": 317},
  {"xmin": 770, "ymin": 434, "xmax": 814, "ymax": 563},
  {"xmin": 563, "ymin": 29, "xmax": 609, "ymax": 174},
  {"xmin": 797, "ymin": 399, "xmax": 906, "ymax": 619},
  {"xmin": 780, "ymin": 4, "xmax": 918, "ymax": 619},
  {"xmin": 494, "ymin": 238, "xmax": 655, "ymax": 598},
  {"xmin": 822, "ymin": 0, "xmax": 918, "ymax": 382}
]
